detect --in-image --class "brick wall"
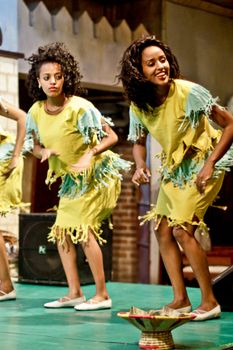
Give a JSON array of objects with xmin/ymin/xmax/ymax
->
[{"xmin": 111, "ymin": 140, "xmax": 140, "ymax": 283}]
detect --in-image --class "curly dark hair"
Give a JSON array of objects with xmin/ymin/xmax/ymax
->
[
  {"xmin": 26, "ymin": 42, "xmax": 83, "ymax": 101},
  {"xmin": 118, "ymin": 35, "xmax": 180, "ymax": 112}
]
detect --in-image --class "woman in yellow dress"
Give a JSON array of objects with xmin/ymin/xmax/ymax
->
[
  {"xmin": 118, "ymin": 35, "xmax": 233, "ymax": 321},
  {"xmin": 0, "ymin": 97, "xmax": 26, "ymax": 301},
  {"xmin": 26, "ymin": 42, "xmax": 131, "ymax": 310}
]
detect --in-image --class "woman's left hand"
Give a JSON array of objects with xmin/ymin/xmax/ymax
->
[
  {"xmin": 70, "ymin": 152, "xmax": 93, "ymax": 173},
  {"xmin": 195, "ymin": 161, "xmax": 215, "ymax": 194}
]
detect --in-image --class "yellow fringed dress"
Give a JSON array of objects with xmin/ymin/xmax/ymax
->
[
  {"xmin": 0, "ymin": 126, "xmax": 24, "ymax": 215},
  {"xmin": 26, "ymin": 96, "xmax": 131, "ymax": 245},
  {"xmin": 128, "ymin": 79, "xmax": 233, "ymax": 232}
]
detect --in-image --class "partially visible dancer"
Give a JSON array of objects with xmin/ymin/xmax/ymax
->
[
  {"xmin": 0, "ymin": 97, "xmax": 26, "ymax": 301},
  {"xmin": 26, "ymin": 42, "xmax": 131, "ymax": 310},
  {"xmin": 118, "ymin": 35, "xmax": 233, "ymax": 321}
]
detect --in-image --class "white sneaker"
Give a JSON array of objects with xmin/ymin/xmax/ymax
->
[
  {"xmin": 74, "ymin": 298, "xmax": 112, "ymax": 311},
  {"xmin": 0, "ymin": 289, "xmax": 16, "ymax": 301},
  {"xmin": 44, "ymin": 295, "xmax": 86, "ymax": 308}
]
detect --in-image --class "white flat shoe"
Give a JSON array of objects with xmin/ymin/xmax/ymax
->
[
  {"xmin": 191, "ymin": 305, "xmax": 221, "ymax": 321},
  {"xmin": 44, "ymin": 295, "xmax": 86, "ymax": 308},
  {"xmin": 0, "ymin": 289, "xmax": 16, "ymax": 301},
  {"xmin": 74, "ymin": 298, "xmax": 112, "ymax": 311}
]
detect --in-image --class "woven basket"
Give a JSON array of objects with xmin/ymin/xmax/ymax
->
[
  {"xmin": 118, "ymin": 309, "xmax": 194, "ymax": 350},
  {"xmin": 139, "ymin": 330, "xmax": 174, "ymax": 349}
]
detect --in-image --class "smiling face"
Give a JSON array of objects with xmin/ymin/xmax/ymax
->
[
  {"xmin": 141, "ymin": 46, "xmax": 170, "ymax": 87},
  {"xmin": 37, "ymin": 62, "xmax": 65, "ymax": 98}
]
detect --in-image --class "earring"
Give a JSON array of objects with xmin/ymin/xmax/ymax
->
[{"xmin": 38, "ymin": 82, "xmax": 41, "ymax": 89}]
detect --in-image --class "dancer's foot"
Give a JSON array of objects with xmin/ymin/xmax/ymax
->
[
  {"xmin": 44, "ymin": 295, "xmax": 86, "ymax": 308},
  {"xmin": 166, "ymin": 297, "xmax": 192, "ymax": 311},
  {"xmin": 191, "ymin": 304, "xmax": 221, "ymax": 321},
  {"xmin": 74, "ymin": 296, "xmax": 112, "ymax": 311},
  {"xmin": 0, "ymin": 289, "xmax": 16, "ymax": 301},
  {"xmin": 163, "ymin": 305, "xmax": 192, "ymax": 313}
]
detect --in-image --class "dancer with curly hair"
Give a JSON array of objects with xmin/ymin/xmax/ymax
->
[
  {"xmin": 0, "ymin": 97, "xmax": 27, "ymax": 301},
  {"xmin": 26, "ymin": 42, "xmax": 131, "ymax": 310},
  {"xmin": 118, "ymin": 35, "xmax": 233, "ymax": 321}
]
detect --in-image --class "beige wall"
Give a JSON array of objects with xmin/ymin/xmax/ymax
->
[
  {"xmin": 18, "ymin": 0, "xmax": 148, "ymax": 86},
  {"xmin": 163, "ymin": 1, "xmax": 233, "ymax": 105},
  {"xmin": 0, "ymin": 57, "xmax": 19, "ymax": 130}
]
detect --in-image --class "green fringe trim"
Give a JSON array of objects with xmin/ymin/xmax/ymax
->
[
  {"xmin": 0, "ymin": 142, "xmax": 15, "ymax": 161},
  {"xmin": 26, "ymin": 112, "xmax": 41, "ymax": 145},
  {"xmin": 215, "ymin": 143, "xmax": 233, "ymax": 175},
  {"xmin": 128, "ymin": 108, "xmax": 147, "ymax": 142},
  {"xmin": 161, "ymin": 157, "xmax": 203, "ymax": 188},
  {"xmin": 58, "ymin": 153, "xmax": 132, "ymax": 198},
  {"xmin": 159, "ymin": 143, "xmax": 233, "ymax": 188},
  {"xmin": 160, "ymin": 151, "xmax": 209, "ymax": 188},
  {"xmin": 179, "ymin": 84, "xmax": 218, "ymax": 131},
  {"xmin": 0, "ymin": 138, "xmax": 33, "ymax": 161},
  {"xmin": 77, "ymin": 110, "xmax": 114, "ymax": 144},
  {"xmin": 58, "ymin": 170, "xmax": 90, "ymax": 198},
  {"xmin": 48, "ymin": 222, "xmax": 110, "ymax": 245}
]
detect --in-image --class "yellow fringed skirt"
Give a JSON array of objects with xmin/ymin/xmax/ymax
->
[
  {"xmin": 142, "ymin": 172, "xmax": 225, "ymax": 231},
  {"xmin": 48, "ymin": 175, "xmax": 121, "ymax": 245},
  {"xmin": 0, "ymin": 157, "xmax": 24, "ymax": 215}
]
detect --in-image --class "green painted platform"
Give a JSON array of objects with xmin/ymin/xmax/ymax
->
[{"xmin": 0, "ymin": 282, "xmax": 232, "ymax": 350}]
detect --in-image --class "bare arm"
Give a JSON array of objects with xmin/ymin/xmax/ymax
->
[
  {"xmin": 87, "ymin": 120, "xmax": 118, "ymax": 156},
  {"xmin": 196, "ymin": 105, "xmax": 233, "ymax": 193},
  {"xmin": 131, "ymin": 135, "xmax": 151, "ymax": 186},
  {"xmin": 0, "ymin": 98, "xmax": 26, "ymax": 170},
  {"xmin": 207, "ymin": 105, "xmax": 233, "ymax": 163}
]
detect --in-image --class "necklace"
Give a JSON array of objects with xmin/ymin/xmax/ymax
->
[{"xmin": 44, "ymin": 97, "xmax": 68, "ymax": 115}]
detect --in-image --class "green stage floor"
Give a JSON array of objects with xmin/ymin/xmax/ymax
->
[{"xmin": 0, "ymin": 282, "xmax": 232, "ymax": 350}]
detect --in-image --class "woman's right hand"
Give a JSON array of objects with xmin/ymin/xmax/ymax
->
[
  {"xmin": 132, "ymin": 167, "xmax": 151, "ymax": 186},
  {"xmin": 69, "ymin": 152, "xmax": 93, "ymax": 173}
]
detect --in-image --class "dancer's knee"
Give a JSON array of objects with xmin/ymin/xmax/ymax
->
[{"xmin": 173, "ymin": 225, "xmax": 193, "ymax": 245}]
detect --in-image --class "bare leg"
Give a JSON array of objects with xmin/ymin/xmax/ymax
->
[
  {"xmin": 0, "ymin": 233, "xmax": 14, "ymax": 294},
  {"xmin": 81, "ymin": 230, "xmax": 109, "ymax": 301},
  {"xmin": 156, "ymin": 218, "xmax": 191, "ymax": 309},
  {"xmin": 57, "ymin": 235, "xmax": 83, "ymax": 300},
  {"xmin": 173, "ymin": 224, "xmax": 218, "ymax": 311}
]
